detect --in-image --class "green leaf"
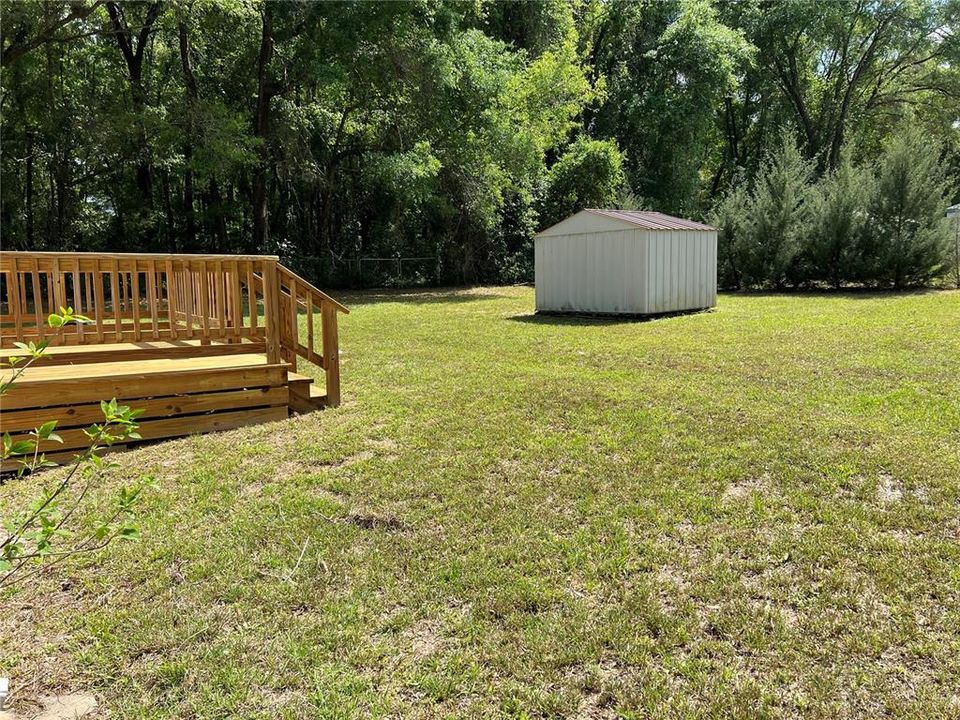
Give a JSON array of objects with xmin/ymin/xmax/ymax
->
[
  {"xmin": 8, "ymin": 440, "xmax": 36, "ymax": 455},
  {"xmin": 36, "ymin": 420, "xmax": 59, "ymax": 440}
]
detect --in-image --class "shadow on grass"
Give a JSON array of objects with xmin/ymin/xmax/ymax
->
[
  {"xmin": 508, "ymin": 308, "xmax": 716, "ymax": 326},
  {"xmin": 727, "ymin": 287, "xmax": 950, "ymax": 300},
  {"xmin": 338, "ymin": 286, "xmax": 514, "ymax": 306}
]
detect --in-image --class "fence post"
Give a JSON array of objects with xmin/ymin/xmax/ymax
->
[{"xmin": 321, "ymin": 302, "xmax": 340, "ymax": 407}]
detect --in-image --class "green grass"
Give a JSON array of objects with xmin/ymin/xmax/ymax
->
[{"xmin": 3, "ymin": 287, "xmax": 960, "ymax": 719}]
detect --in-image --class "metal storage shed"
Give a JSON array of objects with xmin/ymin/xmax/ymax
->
[{"xmin": 534, "ymin": 209, "xmax": 717, "ymax": 315}]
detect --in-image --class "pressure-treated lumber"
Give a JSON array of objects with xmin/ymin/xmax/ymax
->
[
  {"xmin": 10, "ymin": 405, "xmax": 290, "ymax": 454},
  {"xmin": 3, "ymin": 340, "xmax": 267, "ymax": 366},
  {"xmin": 1, "ymin": 357, "xmax": 287, "ymax": 410},
  {"xmin": 2, "ymin": 386, "xmax": 289, "ymax": 434},
  {"xmin": 1, "ymin": 251, "xmax": 349, "ymax": 467}
]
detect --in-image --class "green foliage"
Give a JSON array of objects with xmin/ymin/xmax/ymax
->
[
  {"xmin": 0, "ymin": 311, "xmax": 150, "ymax": 590},
  {"xmin": 715, "ymin": 127, "xmax": 956, "ymax": 289},
  {"xmin": 709, "ymin": 179, "xmax": 750, "ymax": 289},
  {"xmin": 805, "ymin": 155, "xmax": 874, "ymax": 287},
  {"xmin": 541, "ymin": 137, "xmax": 625, "ymax": 227},
  {"xmin": 862, "ymin": 125, "xmax": 955, "ymax": 287},
  {"xmin": 740, "ymin": 132, "xmax": 813, "ymax": 288},
  {"xmin": 949, "ymin": 213, "xmax": 960, "ymax": 289},
  {"xmin": 0, "ymin": 0, "xmax": 957, "ymax": 284},
  {"xmin": 591, "ymin": 0, "xmax": 753, "ymax": 214}
]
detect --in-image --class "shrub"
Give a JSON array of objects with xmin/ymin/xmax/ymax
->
[
  {"xmin": 709, "ymin": 179, "xmax": 750, "ymax": 290},
  {"xmin": 0, "ymin": 310, "xmax": 151, "ymax": 591},
  {"xmin": 740, "ymin": 131, "xmax": 814, "ymax": 289},
  {"xmin": 540, "ymin": 137, "xmax": 625, "ymax": 227},
  {"xmin": 862, "ymin": 125, "xmax": 955, "ymax": 288},
  {"xmin": 805, "ymin": 154, "xmax": 874, "ymax": 287}
]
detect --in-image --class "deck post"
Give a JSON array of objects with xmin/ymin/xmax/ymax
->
[
  {"xmin": 262, "ymin": 259, "xmax": 282, "ymax": 365},
  {"xmin": 321, "ymin": 302, "xmax": 340, "ymax": 407}
]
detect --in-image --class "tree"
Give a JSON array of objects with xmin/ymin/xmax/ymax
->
[
  {"xmin": 805, "ymin": 153, "xmax": 874, "ymax": 287},
  {"xmin": 0, "ymin": 0, "xmax": 957, "ymax": 287},
  {"xmin": 732, "ymin": 0, "xmax": 958, "ymax": 172},
  {"xmin": 541, "ymin": 138, "xmax": 625, "ymax": 228},
  {"xmin": 588, "ymin": 0, "xmax": 752, "ymax": 214},
  {"xmin": 709, "ymin": 179, "xmax": 750, "ymax": 289},
  {"xmin": 863, "ymin": 124, "xmax": 954, "ymax": 287},
  {"xmin": 740, "ymin": 132, "xmax": 813, "ymax": 288}
]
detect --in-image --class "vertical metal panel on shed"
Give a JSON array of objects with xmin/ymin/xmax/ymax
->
[
  {"xmin": 642, "ymin": 229, "xmax": 717, "ymax": 314},
  {"xmin": 535, "ymin": 209, "xmax": 717, "ymax": 315}
]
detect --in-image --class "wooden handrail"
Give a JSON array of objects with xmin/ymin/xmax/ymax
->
[{"xmin": 0, "ymin": 251, "xmax": 346, "ymax": 406}]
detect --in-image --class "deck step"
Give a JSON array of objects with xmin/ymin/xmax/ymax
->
[
  {"xmin": 287, "ymin": 372, "xmax": 328, "ymax": 413},
  {"xmin": 0, "ymin": 352, "xmax": 333, "ymax": 471},
  {"xmin": 0, "ymin": 354, "xmax": 283, "ymax": 410},
  {"xmin": 3, "ymin": 339, "xmax": 266, "ymax": 366}
]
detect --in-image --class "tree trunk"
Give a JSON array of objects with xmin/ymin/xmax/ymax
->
[
  {"xmin": 106, "ymin": 2, "xmax": 161, "ymax": 207},
  {"xmin": 161, "ymin": 169, "xmax": 176, "ymax": 251},
  {"xmin": 178, "ymin": 21, "xmax": 198, "ymax": 249},
  {"xmin": 252, "ymin": 5, "xmax": 275, "ymax": 250},
  {"xmin": 25, "ymin": 129, "xmax": 34, "ymax": 245},
  {"xmin": 208, "ymin": 178, "xmax": 228, "ymax": 251}
]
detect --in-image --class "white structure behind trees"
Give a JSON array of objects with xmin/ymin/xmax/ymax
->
[{"xmin": 535, "ymin": 209, "xmax": 717, "ymax": 315}]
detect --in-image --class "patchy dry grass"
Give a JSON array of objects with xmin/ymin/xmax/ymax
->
[{"xmin": 2, "ymin": 287, "xmax": 959, "ymax": 719}]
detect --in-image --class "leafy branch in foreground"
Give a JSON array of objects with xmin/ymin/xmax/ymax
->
[{"xmin": 0, "ymin": 309, "xmax": 153, "ymax": 590}]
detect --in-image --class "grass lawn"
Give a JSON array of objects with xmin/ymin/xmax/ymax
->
[{"xmin": 2, "ymin": 287, "xmax": 959, "ymax": 719}]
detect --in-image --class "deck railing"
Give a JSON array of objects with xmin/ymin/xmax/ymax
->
[{"xmin": 0, "ymin": 251, "xmax": 347, "ymax": 405}]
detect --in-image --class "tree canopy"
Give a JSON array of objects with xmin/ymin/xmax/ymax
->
[{"xmin": 1, "ymin": 0, "xmax": 958, "ymax": 286}]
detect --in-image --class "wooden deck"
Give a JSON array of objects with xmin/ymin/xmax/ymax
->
[{"xmin": 0, "ymin": 252, "xmax": 348, "ymax": 468}]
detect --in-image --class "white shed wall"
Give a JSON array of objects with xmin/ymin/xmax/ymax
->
[
  {"xmin": 535, "ymin": 229, "xmax": 642, "ymax": 314},
  {"xmin": 643, "ymin": 229, "xmax": 717, "ymax": 314},
  {"xmin": 535, "ymin": 228, "xmax": 717, "ymax": 315}
]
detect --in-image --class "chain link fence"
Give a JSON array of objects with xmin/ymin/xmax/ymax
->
[{"xmin": 280, "ymin": 255, "xmax": 440, "ymax": 289}]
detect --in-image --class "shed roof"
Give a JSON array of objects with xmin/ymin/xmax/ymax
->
[
  {"xmin": 536, "ymin": 209, "xmax": 716, "ymax": 237},
  {"xmin": 585, "ymin": 209, "xmax": 716, "ymax": 231}
]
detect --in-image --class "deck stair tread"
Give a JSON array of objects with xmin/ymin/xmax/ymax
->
[
  {"xmin": 3, "ymin": 353, "xmax": 273, "ymax": 384},
  {"xmin": 287, "ymin": 372, "xmax": 315, "ymax": 384},
  {"xmin": 4, "ymin": 339, "xmax": 262, "ymax": 358},
  {"xmin": 3, "ymin": 339, "xmax": 267, "ymax": 366}
]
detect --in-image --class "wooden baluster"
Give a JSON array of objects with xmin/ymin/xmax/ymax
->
[
  {"xmin": 164, "ymin": 260, "xmax": 176, "ymax": 339},
  {"xmin": 184, "ymin": 263, "xmax": 195, "ymax": 336},
  {"xmin": 117, "ymin": 269, "xmax": 125, "ymax": 315},
  {"xmin": 110, "ymin": 259, "xmax": 122, "ymax": 341},
  {"xmin": 51, "ymin": 257, "xmax": 65, "ymax": 341},
  {"xmin": 131, "ymin": 263, "xmax": 142, "ymax": 341},
  {"xmin": 93, "ymin": 262, "xmax": 106, "ymax": 342},
  {"xmin": 287, "ymin": 276, "xmax": 298, "ymax": 371},
  {"xmin": 306, "ymin": 290, "xmax": 315, "ymax": 363},
  {"xmin": 72, "ymin": 261, "xmax": 84, "ymax": 341},
  {"xmin": 321, "ymin": 301, "xmax": 340, "ymax": 407},
  {"xmin": 17, "ymin": 264, "xmax": 28, "ymax": 338},
  {"xmin": 199, "ymin": 261, "xmax": 210, "ymax": 342},
  {"xmin": 147, "ymin": 261, "xmax": 159, "ymax": 339},
  {"xmin": 262, "ymin": 260, "xmax": 281, "ymax": 364},
  {"xmin": 45, "ymin": 266, "xmax": 55, "ymax": 319},
  {"xmin": 10, "ymin": 261, "xmax": 23, "ymax": 340},
  {"xmin": 246, "ymin": 262, "xmax": 258, "ymax": 333},
  {"xmin": 29, "ymin": 258, "xmax": 43, "ymax": 338},
  {"xmin": 43, "ymin": 271, "xmax": 54, "ymax": 316},
  {"xmin": 215, "ymin": 260, "xmax": 226, "ymax": 338},
  {"xmin": 85, "ymin": 272, "xmax": 95, "ymax": 329},
  {"xmin": 229, "ymin": 260, "xmax": 243, "ymax": 343}
]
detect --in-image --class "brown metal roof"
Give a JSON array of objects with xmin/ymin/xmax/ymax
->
[{"xmin": 586, "ymin": 209, "xmax": 716, "ymax": 231}]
